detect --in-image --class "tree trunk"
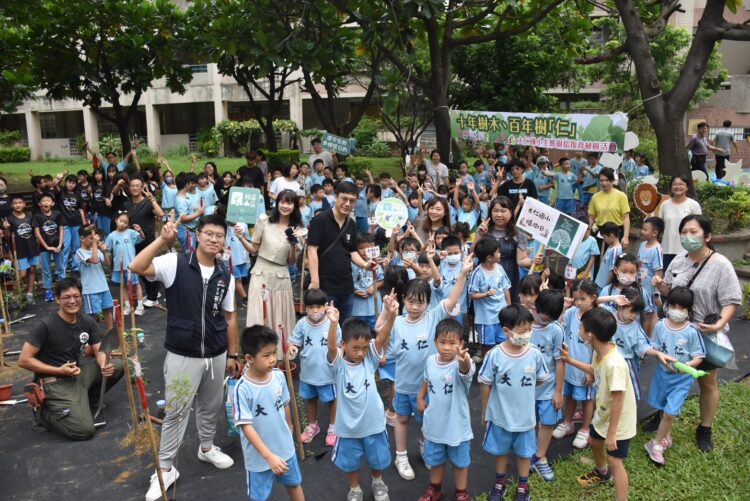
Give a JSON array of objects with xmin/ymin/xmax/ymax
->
[
  {"xmin": 654, "ymin": 118, "xmax": 690, "ymax": 178},
  {"xmin": 117, "ymin": 124, "xmax": 131, "ymax": 158},
  {"xmin": 431, "ymin": 92, "xmax": 452, "ymax": 166}
]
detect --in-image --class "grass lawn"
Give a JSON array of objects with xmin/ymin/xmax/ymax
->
[
  {"xmin": 475, "ymin": 381, "xmax": 750, "ymax": 501},
  {"xmin": 0, "ymin": 155, "xmax": 404, "ymax": 192}
]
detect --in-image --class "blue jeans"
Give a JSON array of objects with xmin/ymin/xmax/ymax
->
[
  {"xmin": 95, "ymin": 214, "xmax": 111, "ymax": 235},
  {"xmin": 327, "ymin": 293, "xmax": 354, "ymax": 323},
  {"xmin": 62, "ymin": 225, "xmax": 81, "ymax": 272},
  {"xmin": 40, "ymin": 250, "xmax": 66, "ymax": 289},
  {"xmin": 356, "ymin": 216, "xmax": 369, "ymax": 234}
]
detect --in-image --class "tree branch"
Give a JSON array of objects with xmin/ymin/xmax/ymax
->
[
  {"xmin": 575, "ymin": 44, "xmax": 628, "ymax": 64},
  {"xmin": 719, "ymin": 21, "xmax": 750, "ymax": 41}
]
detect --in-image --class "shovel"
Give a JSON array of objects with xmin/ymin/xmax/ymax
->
[{"xmin": 93, "ymin": 326, "xmax": 120, "ymax": 420}]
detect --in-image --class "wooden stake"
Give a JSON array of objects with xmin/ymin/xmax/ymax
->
[
  {"xmin": 298, "ymin": 246, "xmax": 306, "ymax": 311},
  {"xmin": 11, "ymin": 234, "xmax": 22, "ymax": 293},
  {"xmin": 134, "ymin": 364, "xmax": 168, "ymax": 501},
  {"xmin": 0, "ymin": 278, "xmax": 11, "ymax": 337},
  {"xmin": 117, "ymin": 268, "xmax": 139, "ymax": 428},
  {"xmin": 280, "ymin": 323, "xmax": 305, "ymax": 461}
]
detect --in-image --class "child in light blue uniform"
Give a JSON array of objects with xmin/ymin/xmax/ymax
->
[
  {"xmin": 554, "ymin": 280, "xmax": 597, "ymax": 450},
  {"xmin": 594, "ymin": 223, "xmax": 622, "ymax": 289},
  {"xmin": 416, "ymin": 319, "xmax": 475, "ymax": 501},
  {"xmin": 352, "ymin": 234, "xmax": 384, "ymax": 330},
  {"xmin": 532, "ymin": 157, "xmax": 554, "ymax": 205},
  {"xmin": 643, "ymin": 287, "xmax": 705, "ymax": 466},
  {"xmin": 612, "ymin": 288, "xmax": 652, "ymax": 400},
  {"xmin": 225, "ymin": 222, "xmax": 251, "ymax": 304},
  {"xmin": 160, "ymin": 170, "xmax": 178, "ymax": 211},
  {"xmin": 598, "ymin": 254, "xmax": 650, "ymax": 316},
  {"xmin": 468, "ymin": 238, "xmax": 511, "ymax": 355},
  {"xmin": 479, "ymin": 304, "xmax": 549, "ymax": 501},
  {"xmin": 106, "ymin": 212, "xmax": 145, "ymax": 315},
  {"xmin": 288, "ymin": 288, "xmax": 342, "ymax": 449},
  {"xmin": 391, "ymin": 255, "xmax": 472, "ymax": 481},
  {"xmin": 233, "ymin": 326, "xmax": 303, "ymax": 501},
  {"xmin": 76, "ymin": 226, "xmax": 114, "ymax": 330},
  {"xmin": 569, "ymin": 234, "xmax": 600, "ymax": 279},
  {"xmin": 327, "ymin": 292, "xmax": 398, "ymax": 501},
  {"xmin": 638, "ymin": 217, "xmax": 664, "ymax": 337},
  {"xmin": 622, "ymin": 151, "xmax": 636, "ymax": 180},
  {"xmin": 530, "ymin": 290, "xmax": 566, "ymax": 482},
  {"xmin": 434, "ymin": 236, "xmax": 469, "ymax": 323},
  {"xmin": 197, "ymin": 173, "xmax": 218, "ymax": 215}
]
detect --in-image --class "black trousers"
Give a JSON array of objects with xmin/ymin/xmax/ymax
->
[
  {"xmin": 135, "ymin": 236, "xmax": 160, "ymax": 301},
  {"xmin": 715, "ymin": 155, "xmax": 728, "ymax": 179},
  {"xmin": 691, "ymin": 154, "xmax": 708, "ymax": 178}
]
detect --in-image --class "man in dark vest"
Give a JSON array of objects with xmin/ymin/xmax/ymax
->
[{"xmin": 130, "ymin": 214, "xmax": 240, "ymax": 501}]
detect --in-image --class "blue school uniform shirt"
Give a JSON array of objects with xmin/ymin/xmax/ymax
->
[
  {"xmin": 614, "ymin": 315, "xmax": 651, "ymax": 360},
  {"xmin": 351, "ymin": 264, "xmax": 384, "ymax": 317},
  {"xmin": 161, "ymin": 183, "xmax": 178, "ymax": 209},
  {"xmin": 595, "ymin": 244, "xmax": 621, "ymax": 289},
  {"xmin": 310, "ymin": 172, "xmax": 326, "ymax": 187},
  {"xmin": 652, "ymin": 319, "xmax": 705, "ymax": 364},
  {"xmin": 468, "ymin": 264, "xmax": 511, "ymax": 325},
  {"xmin": 522, "ymin": 167, "xmax": 538, "ymax": 180},
  {"xmin": 474, "ymin": 171, "xmax": 492, "ymax": 191},
  {"xmin": 225, "ymin": 224, "xmax": 251, "ymax": 266},
  {"xmin": 438, "ymin": 261, "xmax": 468, "ymax": 314},
  {"xmin": 74, "ymin": 248, "xmax": 109, "ymax": 294},
  {"xmin": 449, "ymin": 204, "xmax": 457, "ymax": 225},
  {"xmin": 555, "ymin": 172, "xmax": 578, "ymax": 200},
  {"xmin": 478, "ymin": 344, "xmax": 549, "ymax": 432},
  {"xmin": 422, "ymin": 355, "xmax": 475, "ymax": 446},
  {"xmin": 533, "ymin": 169, "xmax": 552, "ymax": 196},
  {"xmin": 197, "ymin": 185, "xmax": 218, "ymax": 215},
  {"xmin": 569, "ymin": 158, "xmax": 588, "ymax": 176},
  {"xmin": 562, "ymin": 306, "xmax": 594, "ymax": 386},
  {"xmin": 456, "ymin": 207, "xmax": 480, "ymax": 231},
  {"xmin": 290, "ymin": 317, "xmax": 342, "ymax": 386},
  {"xmin": 635, "ymin": 165, "xmax": 650, "ymax": 178},
  {"xmin": 407, "ymin": 205, "xmax": 420, "ymax": 222},
  {"xmin": 622, "ymin": 158, "xmax": 636, "ymax": 179},
  {"xmin": 324, "ymin": 194, "xmax": 336, "ymax": 207},
  {"xmin": 599, "ymin": 283, "xmax": 649, "ymax": 315},
  {"xmin": 105, "ymin": 229, "xmax": 143, "ymax": 272},
  {"xmin": 638, "ymin": 242, "xmax": 663, "ymax": 305},
  {"xmin": 569, "ymin": 236, "xmax": 599, "ymax": 271},
  {"xmin": 299, "ymin": 205, "xmax": 312, "ymax": 228},
  {"xmin": 328, "ymin": 341, "xmax": 385, "ymax": 438},
  {"xmin": 479, "ymin": 201, "xmax": 489, "ymax": 221},
  {"xmin": 381, "ymin": 187, "xmax": 394, "ymax": 199},
  {"xmin": 233, "ymin": 370, "xmax": 294, "ymax": 472},
  {"xmin": 174, "ymin": 194, "xmax": 199, "ymax": 230},
  {"xmin": 309, "ymin": 199, "xmax": 325, "ymax": 215},
  {"xmin": 583, "ymin": 164, "xmax": 601, "ymax": 190},
  {"xmin": 391, "ymin": 301, "xmax": 451, "ymax": 395},
  {"xmin": 531, "ymin": 321, "xmax": 564, "ymax": 400},
  {"xmin": 355, "ymin": 189, "xmax": 368, "ymax": 218}
]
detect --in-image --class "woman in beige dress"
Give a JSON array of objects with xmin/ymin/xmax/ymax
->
[{"xmin": 237, "ymin": 189, "xmax": 301, "ymax": 347}]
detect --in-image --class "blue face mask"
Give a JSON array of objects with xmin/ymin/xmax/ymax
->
[{"xmin": 444, "ymin": 254, "xmax": 461, "ymax": 265}]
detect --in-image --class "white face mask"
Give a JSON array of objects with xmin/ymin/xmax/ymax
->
[
  {"xmin": 617, "ymin": 272, "xmax": 636, "ymax": 286},
  {"xmin": 509, "ymin": 329, "xmax": 532, "ymax": 347},
  {"xmin": 444, "ymin": 254, "xmax": 461, "ymax": 265},
  {"xmin": 402, "ymin": 251, "xmax": 417, "ymax": 262},
  {"xmin": 667, "ymin": 309, "xmax": 688, "ymax": 323},
  {"xmin": 307, "ymin": 310, "xmax": 326, "ymax": 323}
]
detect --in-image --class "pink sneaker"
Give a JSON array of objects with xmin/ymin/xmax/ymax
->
[
  {"xmin": 660, "ymin": 436, "xmax": 673, "ymax": 450},
  {"xmin": 300, "ymin": 422, "xmax": 320, "ymax": 444},
  {"xmin": 572, "ymin": 409, "xmax": 583, "ymax": 422},
  {"xmin": 644, "ymin": 439, "xmax": 665, "ymax": 465},
  {"xmin": 325, "ymin": 426, "xmax": 337, "ymax": 447}
]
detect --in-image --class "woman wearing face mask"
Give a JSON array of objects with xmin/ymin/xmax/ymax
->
[
  {"xmin": 475, "ymin": 196, "xmax": 535, "ymax": 304},
  {"xmin": 652, "ymin": 215, "xmax": 742, "ymax": 453},
  {"xmin": 236, "ymin": 189, "xmax": 302, "ymax": 355},
  {"xmin": 658, "ymin": 175, "xmax": 701, "ymax": 271}
]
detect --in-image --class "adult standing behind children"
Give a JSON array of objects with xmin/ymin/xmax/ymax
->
[
  {"xmin": 308, "ymin": 181, "xmax": 375, "ymax": 322},
  {"xmin": 712, "ymin": 120, "xmax": 739, "ymax": 179},
  {"xmin": 123, "ymin": 176, "xmax": 164, "ymax": 307},
  {"xmin": 309, "ymin": 137, "xmax": 337, "ymax": 169},
  {"xmin": 658, "ymin": 175, "xmax": 701, "ymax": 271},
  {"xmin": 686, "ymin": 122, "xmax": 723, "ymax": 179},
  {"xmin": 587, "ymin": 167, "xmax": 631, "ymax": 250},
  {"xmin": 129, "ymin": 215, "xmax": 241, "ymax": 501},
  {"xmin": 652, "ymin": 214, "xmax": 742, "ymax": 453}
]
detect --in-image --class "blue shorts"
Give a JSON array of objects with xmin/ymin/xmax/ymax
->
[
  {"xmin": 17, "ymin": 256, "xmax": 40, "ymax": 271},
  {"xmin": 111, "ymin": 270, "xmax": 139, "ymax": 285},
  {"xmin": 83, "ymin": 291, "xmax": 114, "ymax": 315},
  {"xmin": 423, "ymin": 439, "xmax": 471, "ymax": 468},
  {"xmin": 538, "ymin": 195, "xmax": 550, "ymax": 206},
  {"xmin": 394, "ymin": 392, "xmax": 423, "ymax": 423},
  {"xmin": 378, "ymin": 358, "xmax": 396, "ymax": 382},
  {"xmin": 476, "ymin": 324, "xmax": 505, "ymax": 346},
  {"xmin": 246, "ymin": 456, "xmax": 301, "ymax": 501},
  {"xmin": 298, "ymin": 382, "xmax": 336, "ymax": 403},
  {"xmin": 536, "ymin": 399, "xmax": 562, "ymax": 426},
  {"xmin": 589, "ymin": 424, "xmax": 631, "ymax": 459},
  {"xmin": 332, "ymin": 431, "xmax": 391, "ymax": 472},
  {"xmin": 482, "ymin": 423, "xmax": 536, "ymax": 458},
  {"xmin": 555, "ymin": 199, "xmax": 575, "ymax": 216},
  {"xmin": 647, "ymin": 366, "xmax": 694, "ymax": 416},
  {"xmin": 581, "ymin": 191, "xmax": 594, "ymax": 205},
  {"xmin": 232, "ymin": 262, "xmax": 249, "ymax": 279},
  {"xmin": 563, "ymin": 381, "xmax": 594, "ymax": 401}
]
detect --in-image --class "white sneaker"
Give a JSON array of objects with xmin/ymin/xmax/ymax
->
[
  {"xmin": 122, "ymin": 301, "xmax": 131, "ymax": 316},
  {"xmin": 145, "ymin": 467, "xmax": 179, "ymax": 501},
  {"xmin": 142, "ymin": 299, "xmax": 158, "ymax": 308},
  {"xmin": 552, "ymin": 421, "xmax": 575, "ymax": 439},
  {"xmin": 25, "ymin": 293, "xmax": 35, "ymax": 305},
  {"xmin": 573, "ymin": 428, "xmax": 590, "ymax": 449},
  {"xmin": 197, "ymin": 445, "xmax": 234, "ymax": 469},
  {"xmin": 394, "ymin": 453, "xmax": 415, "ymax": 480},
  {"xmin": 372, "ymin": 477, "xmax": 390, "ymax": 501},
  {"xmin": 135, "ymin": 304, "xmax": 145, "ymax": 316}
]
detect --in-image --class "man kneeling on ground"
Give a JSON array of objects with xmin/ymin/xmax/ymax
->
[{"xmin": 19, "ymin": 278, "xmax": 123, "ymax": 440}]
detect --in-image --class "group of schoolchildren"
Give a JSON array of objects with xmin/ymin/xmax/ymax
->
[{"xmin": 231, "ymin": 155, "xmax": 706, "ymax": 501}]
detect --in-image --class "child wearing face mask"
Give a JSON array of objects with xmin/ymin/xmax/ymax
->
[
  {"xmin": 468, "ymin": 238, "xmax": 511, "ymax": 359},
  {"xmin": 598, "ymin": 254, "xmax": 650, "ymax": 316},
  {"xmin": 479, "ymin": 304, "xmax": 549, "ymax": 501},
  {"xmin": 642, "ymin": 287, "xmax": 704, "ymax": 466},
  {"xmin": 387, "ymin": 255, "xmax": 473, "ymax": 482},
  {"xmin": 530, "ymin": 290, "xmax": 566, "ymax": 483},
  {"xmin": 434, "ymin": 236, "xmax": 470, "ymax": 323},
  {"xmin": 554, "ymin": 279, "xmax": 597, "ymax": 450},
  {"xmin": 287, "ymin": 288, "xmax": 342, "ymax": 448},
  {"xmin": 352, "ymin": 234, "xmax": 385, "ymax": 331},
  {"xmin": 594, "ymin": 222, "xmax": 622, "ymax": 289},
  {"xmin": 611, "ymin": 287, "xmax": 652, "ymax": 401},
  {"xmin": 638, "ymin": 217, "xmax": 664, "ymax": 337}
]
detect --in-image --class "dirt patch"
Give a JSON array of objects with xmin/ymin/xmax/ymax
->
[
  {"xmin": 120, "ymin": 424, "xmax": 160, "ymax": 457},
  {"xmin": 0, "ymin": 360, "xmax": 26, "ymax": 380},
  {"xmin": 113, "ymin": 469, "xmax": 136, "ymax": 484}
]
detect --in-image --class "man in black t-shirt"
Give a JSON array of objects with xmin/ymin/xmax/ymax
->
[
  {"xmin": 18, "ymin": 278, "xmax": 123, "ymax": 440},
  {"xmin": 497, "ymin": 158, "xmax": 538, "ymax": 215},
  {"xmin": 307, "ymin": 181, "xmax": 375, "ymax": 322}
]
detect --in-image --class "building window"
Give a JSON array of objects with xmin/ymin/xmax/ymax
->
[
  {"xmin": 187, "ymin": 64, "xmax": 208, "ymax": 73},
  {"xmin": 40, "ymin": 113, "xmax": 57, "ymax": 139},
  {"xmin": 67, "ymin": 138, "xmax": 81, "ymax": 157}
]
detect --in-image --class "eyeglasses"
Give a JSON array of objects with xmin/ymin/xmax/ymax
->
[
  {"xmin": 338, "ymin": 196, "xmax": 357, "ymax": 206},
  {"xmin": 59, "ymin": 295, "xmax": 82, "ymax": 302},
  {"xmin": 200, "ymin": 230, "xmax": 225, "ymax": 241}
]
